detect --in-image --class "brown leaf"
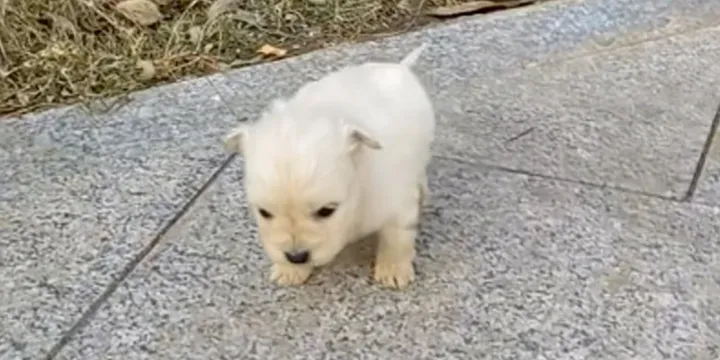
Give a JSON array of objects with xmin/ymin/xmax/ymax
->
[
  {"xmin": 257, "ymin": 44, "xmax": 287, "ymax": 58},
  {"xmin": 115, "ymin": 0, "xmax": 163, "ymax": 26},
  {"xmin": 136, "ymin": 59, "xmax": 156, "ymax": 81},
  {"xmin": 423, "ymin": 0, "xmax": 534, "ymax": 17}
]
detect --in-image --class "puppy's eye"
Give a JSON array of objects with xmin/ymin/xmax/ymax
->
[
  {"xmin": 314, "ymin": 206, "xmax": 336, "ymax": 219},
  {"xmin": 257, "ymin": 208, "xmax": 273, "ymax": 219}
]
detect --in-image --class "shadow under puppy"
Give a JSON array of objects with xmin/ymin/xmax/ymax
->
[{"xmin": 223, "ymin": 44, "xmax": 435, "ymax": 289}]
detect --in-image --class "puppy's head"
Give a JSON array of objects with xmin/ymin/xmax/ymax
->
[{"xmin": 224, "ymin": 99, "xmax": 381, "ymax": 266}]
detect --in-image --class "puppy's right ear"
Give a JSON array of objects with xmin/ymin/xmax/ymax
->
[
  {"xmin": 343, "ymin": 122, "xmax": 382, "ymax": 153},
  {"xmin": 223, "ymin": 125, "xmax": 249, "ymax": 155}
]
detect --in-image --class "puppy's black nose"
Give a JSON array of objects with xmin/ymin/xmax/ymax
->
[{"xmin": 284, "ymin": 250, "xmax": 310, "ymax": 264}]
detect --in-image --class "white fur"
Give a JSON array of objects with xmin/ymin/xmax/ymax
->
[{"xmin": 224, "ymin": 45, "xmax": 435, "ymax": 289}]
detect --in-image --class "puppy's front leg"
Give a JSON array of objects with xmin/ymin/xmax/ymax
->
[
  {"xmin": 270, "ymin": 263, "xmax": 313, "ymax": 286},
  {"xmin": 373, "ymin": 186, "xmax": 422, "ymax": 289},
  {"xmin": 374, "ymin": 225, "xmax": 417, "ymax": 289}
]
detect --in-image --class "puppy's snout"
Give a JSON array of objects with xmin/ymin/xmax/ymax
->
[{"xmin": 285, "ymin": 250, "xmax": 310, "ymax": 264}]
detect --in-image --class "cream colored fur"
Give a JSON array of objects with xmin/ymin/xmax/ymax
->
[{"xmin": 223, "ymin": 44, "xmax": 435, "ymax": 289}]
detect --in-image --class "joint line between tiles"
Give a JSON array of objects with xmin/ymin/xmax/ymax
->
[
  {"xmin": 683, "ymin": 97, "xmax": 720, "ymax": 202},
  {"xmin": 436, "ymin": 154, "xmax": 679, "ymax": 202},
  {"xmin": 43, "ymin": 153, "xmax": 237, "ymax": 360}
]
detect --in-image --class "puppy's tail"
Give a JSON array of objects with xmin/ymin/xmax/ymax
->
[{"xmin": 399, "ymin": 43, "xmax": 428, "ymax": 68}]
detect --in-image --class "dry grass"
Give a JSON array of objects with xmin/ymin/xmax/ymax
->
[{"xmin": 0, "ymin": 0, "xmax": 537, "ymax": 117}]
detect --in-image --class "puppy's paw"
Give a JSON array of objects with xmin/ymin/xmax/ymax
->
[
  {"xmin": 270, "ymin": 263, "xmax": 312, "ymax": 286},
  {"xmin": 373, "ymin": 260, "xmax": 415, "ymax": 289}
]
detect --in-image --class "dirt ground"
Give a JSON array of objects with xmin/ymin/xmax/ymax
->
[{"xmin": 0, "ymin": 0, "xmax": 544, "ymax": 117}]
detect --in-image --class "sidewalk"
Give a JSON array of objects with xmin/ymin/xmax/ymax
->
[{"xmin": 2, "ymin": 0, "xmax": 719, "ymax": 359}]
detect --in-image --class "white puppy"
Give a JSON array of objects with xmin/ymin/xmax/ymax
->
[{"xmin": 223, "ymin": 44, "xmax": 435, "ymax": 289}]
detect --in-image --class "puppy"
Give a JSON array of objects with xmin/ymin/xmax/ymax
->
[{"xmin": 223, "ymin": 44, "xmax": 435, "ymax": 289}]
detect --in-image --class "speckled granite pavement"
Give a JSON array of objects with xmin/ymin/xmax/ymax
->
[{"xmin": 2, "ymin": 0, "xmax": 720, "ymax": 359}]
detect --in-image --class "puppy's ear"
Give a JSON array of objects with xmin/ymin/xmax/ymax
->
[
  {"xmin": 223, "ymin": 125, "xmax": 249, "ymax": 154},
  {"xmin": 343, "ymin": 123, "xmax": 382, "ymax": 152},
  {"xmin": 224, "ymin": 98, "xmax": 285, "ymax": 155}
]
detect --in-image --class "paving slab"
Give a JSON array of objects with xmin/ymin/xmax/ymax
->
[
  {"xmin": 695, "ymin": 127, "xmax": 720, "ymax": 205},
  {"xmin": 212, "ymin": 19, "xmax": 720, "ymax": 199},
  {"xmin": 53, "ymin": 157, "xmax": 720, "ymax": 360},
  {"xmin": 434, "ymin": 26, "xmax": 720, "ymax": 199},
  {"xmin": 0, "ymin": 77, "xmax": 240, "ymax": 360}
]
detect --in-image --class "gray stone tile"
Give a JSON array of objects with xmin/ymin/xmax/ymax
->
[
  {"xmin": 434, "ymin": 26, "xmax": 720, "ymax": 199},
  {"xmin": 0, "ymin": 77, "xmax": 239, "ymax": 360},
  {"xmin": 537, "ymin": 0, "xmax": 720, "ymax": 63},
  {"xmin": 55, "ymin": 158, "xmax": 720, "ymax": 360},
  {"xmin": 695, "ymin": 128, "xmax": 720, "ymax": 205},
  {"xmin": 211, "ymin": 21, "xmax": 720, "ymax": 199}
]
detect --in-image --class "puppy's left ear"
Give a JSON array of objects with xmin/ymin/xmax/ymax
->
[
  {"xmin": 223, "ymin": 125, "xmax": 250, "ymax": 155},
  {"xmin": 344, "ymin": 123, "xmax": 382, "ymax": 152}
]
